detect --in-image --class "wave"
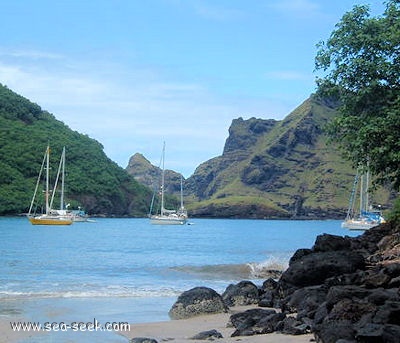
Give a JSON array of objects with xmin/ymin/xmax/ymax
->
[
  {"xmin": 172, "ymin": 257, "xmax": 288, "ymax": 281},
  {"xmin": 247, "ymin": 257, "xmax": 289, "ymax": 278},
  {"xmin": 0, "ymin": 286, "xmax": 182, "ymax": 300}
]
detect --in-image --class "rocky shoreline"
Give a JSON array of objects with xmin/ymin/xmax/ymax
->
[{"xmin": 130, "ymin": 222, "xmax": 400, "ymax": 343}]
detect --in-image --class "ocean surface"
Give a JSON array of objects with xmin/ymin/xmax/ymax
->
[{"xmin": 0, "ymin": 217, "xmax": 361, "ymax": 342}]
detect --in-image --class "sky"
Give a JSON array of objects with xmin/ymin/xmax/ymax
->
[{"xmin": 0, "ymin": 0, "xmax": 386, "ymax": 177}]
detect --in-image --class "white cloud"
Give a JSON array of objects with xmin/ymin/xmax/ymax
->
[
  {"xmin": 265, "ymin": 70, "xmax": 311, "ymax": 81},
  {"xmin": 192, "ymin": 2, "xmax": 244, "ymax": 21},
  {"xmin": 0, "ymin": 54, "xmax": 231, "ymax": 175},
  {"xmin": 0, "ymin": 49, "xmax": 63, "ymax": 60},
  {"xmin": 0, "ymin": 49, "xmax": 300, "ymax": 176},
  {"xmin": 267, "ymin": 0, "xmax": 321, "ymax": 18}
]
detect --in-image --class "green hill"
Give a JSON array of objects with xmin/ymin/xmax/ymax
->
[
  {"xmin": 128, "ymin": 95, "xmax": 394, "ymax": 219},
  {"xmin": 3, "ymin": 83, "xmax": 393, "ymax": 219},
  {"xmin": 183, "ymin": 96, "xmax": 393, "ymax": 218},
  {"xmin": 0, "ymin": 84, "xmax": 151, "ymax": 216}
]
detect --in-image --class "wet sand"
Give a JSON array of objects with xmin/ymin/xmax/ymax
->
[
  {"xmin": 122, "ymin": 306, "xmax": 314, "ymax": 343},
  {"xmin": 0, "ymin": 317, "xmax": 43, "ymax": 343}
]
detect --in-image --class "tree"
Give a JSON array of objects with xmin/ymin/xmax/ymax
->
[{"xmin": 315, "ymin": 0, "xmax": 400, "ymax": 190}]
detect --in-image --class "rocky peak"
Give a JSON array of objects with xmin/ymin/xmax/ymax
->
[
  {"xmin": 223, "ymin": 117, "xmax": 277, "ymax": 154},
  {"xmin": 126, "ymin": 153, "xmax": 184, "ymax": 196}
]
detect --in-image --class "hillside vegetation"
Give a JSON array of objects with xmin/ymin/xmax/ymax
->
[
  {"xmin": 0, "ymin": 84, "xmax": 151, "ymax": 216},
  {"xmin": 184, "ymin": 96, "xmax": 393, "ymax": 218},
  {"xmin": 128, "ymin": 96, "xmax": 394, "ymax": 219}
]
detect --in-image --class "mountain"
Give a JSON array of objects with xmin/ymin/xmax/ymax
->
[
  {"xmin": 128, "ymin": 95, "xmax": 393, "ymax": 219},
  {"xmin": 0, "ymin": 84, "xmax": 151, "ymax": 216},
  {"xmin": 126, "ymin": 153, "xmax": 185, "ymax": 211}
]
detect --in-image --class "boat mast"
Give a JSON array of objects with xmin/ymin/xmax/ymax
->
[
  {"xmin": 365, "ymin": 169, "xmax": 370, "ymax": 212},
  {"xmin": 161, "ymin": 142, "xmax": 166, "ymax": 216},
  {"xmin": 180, "ymin": 175, "xmax": 184, "ymax": 210},
  {"xmin": 45, "ymin": 146, "xmax": 50, "ymax": 215},
  {"xmin": 60, "ymin": 147, "xmax": 65, "ymax": 211},
  {"xmin": 28, "ymin": 147, "xmax": 48, "ymax": 216},
  {"xmin": 50, "ymin": 147, "xmax": 66, "ymax": 211},
  {"xmin": 360, "ymin": 172, "xmax": 368, "ymax": 214}
]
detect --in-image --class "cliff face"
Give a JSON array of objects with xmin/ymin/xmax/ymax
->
[
  {"xmin": 184, "ymin": 96, "xmax": 387, "ymax": 218},
  {"xmin": 127, "ymin": 95, "xmax": 393, "ymax": 219}
]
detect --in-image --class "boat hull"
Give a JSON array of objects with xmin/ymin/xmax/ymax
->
[
  {"xmin": 150, "ymin": 216, "xmax": 187, "ymax": 225},
  {"xmin": 28, "ymin": 216, "xmax": 73, "ymax": 225},
  {"xmin": 341, "ymin": 220, "xmax": 378, "ymax": 231}
]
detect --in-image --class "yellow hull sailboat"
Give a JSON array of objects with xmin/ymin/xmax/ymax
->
[
  {"xmin": 28, "ymin": 216, "xmax": 72, "ymax": 225},
  {"xmin": 27, "ymin": 146, "xmax": 73, "ymax": 226}
]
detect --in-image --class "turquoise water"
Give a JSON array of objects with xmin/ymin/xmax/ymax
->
[{"xmin": 0, "ymin": 217, "xmax": 360, "ymax": 342}]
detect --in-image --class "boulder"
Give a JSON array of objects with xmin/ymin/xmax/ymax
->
[
  {"xmin": 355, "ymin": 323, "xmax": 400, "ymax": 343},
  {"xmin": 190, "ymin": 329, "xmax": 223, "ymax": 340},
  {"xmin": 261, "ymin": 277, "xmax": 278, "ymax": 291},
  {"xmin": 258, "ymin": 290, "xmax": 274, "ymax": 308},
  {"xmin": 281, "ymin": 316, "xmax": 311, "ymax": 335},
  {"xmin": 288, "ymin": 248, "xmax": 312, "ymax": 265},
  {"xmin": 381, "ymin": 324, "xmax": 400, "ymax": 343},
  {"xmin": 362, "ymin": 267, "xmax": 392, "ymax": 288},
  {"xmin": 258, "ymin": 278, "xmax": 279, "ymax": 307},
  {"xmin": 130, "ymin": 338, "xmax": 158, "ymax": 343},
  {"xmin": 372, "ymin": 301, "xmax": 400, "ymax": 325},
  {"xmin": 325, "ymin": 285, "xmax": 373, "ymax": 307},
  {"xmin": 327, "ymin": 298, "xmax": 377, "ymax": 323},
  {"xmin": 283, "ymin": 285, "xmax": 328, "ymax": 319},
  {"xmin": 222, "ymin": 280, "xmax": 259, "ymax": 307},
  {"xmin": 367, "ymin": 288, "xmax": 400, "ymax": 306},
  {"xmin": 280, "ymin": 251, "xmax": 365, "ymax": 288},
  {"xmin": 313, "ymin": 320, "xmax": 356, "ymax": 343},
  {"xmin": 169, "ymin": 222, "xmax": 400, "ymax": 343},
  {"xmin": 278, "ymin": 223, "xmax": 400, "ymax": 342},
  {"xmin": 313, "ymin": 233, "xmax": 351, "ymax": 252},
  {"xmin": 168, "ymin": 287, "xmax": 228, "ymax": 320},
  {"xmin": 229, "ymin": 308, "xmax": 285, "ymax": 336}
]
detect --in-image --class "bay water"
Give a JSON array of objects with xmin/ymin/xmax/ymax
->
[{"xmin": 0, "ymin": 217, "xmax": 360, "ymax": 342}]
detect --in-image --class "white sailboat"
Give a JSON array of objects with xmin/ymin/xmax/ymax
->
[
  {"xmin": 149, "ymin": 143, "xmax": 188, "ymax": 225},
  {"xmin": 27, "ymin": 146, "xmax": 73, "ymax": 225},
  {"xmin": 341, "ymin": 170, "xmax": 385, "ymax": 230}
]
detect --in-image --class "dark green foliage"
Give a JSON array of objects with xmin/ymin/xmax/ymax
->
[
  {"xmin": 315, "ymin": 0, "xmax": 400, "ymax": 190},
  {"xmin": 0, "ymin": 84, "xmax": 151, "ymax": 216},
  {"xmin": 387, "ymin": 197, "xmax": 400, "ymax": 224}
]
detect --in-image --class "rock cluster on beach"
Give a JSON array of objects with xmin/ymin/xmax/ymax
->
[{"xmin": 131, "ymin": 222, "xmax": 400, "ymax": 343}]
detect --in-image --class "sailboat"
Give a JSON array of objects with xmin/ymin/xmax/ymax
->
[
  {"xmin": 341, "ymin": 170, "xmax": 385, "ymax": 230},
  {"xmin": 149, "ymin": 143, "xmax": 188, "ymax": 225},
  {"xmin": 27, "ymin": 146, "xmax": 73, "ymax": 225}
]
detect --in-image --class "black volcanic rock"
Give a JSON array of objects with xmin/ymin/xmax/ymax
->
[
  {"xmin": 169, "ymin": 222, "xmax": 400, "ymax": 342},
  {"xmin": 130, "ymin": 338, "xmax": 158, "ymax": 343},
  {"xmin": 190, "ymin": 329, "xmax": 223, "ymax": 340},
  {"xmin": 222, "ymin": 280, "xmax": 260, "ymax": 307},
  {"xmin": 229, "ymin": 308, "xmax": 286, "ymax": 336},
  {"xmin": 280, "ymin": 250, "xmax": 365, "ymax": 288},
  {"xmin": 168, "ymin": 287, "xmax": 228, "ymax": 320},
  {"xmin": 313, "ymin": 233, "xmax": 351, "ymax": 252}
]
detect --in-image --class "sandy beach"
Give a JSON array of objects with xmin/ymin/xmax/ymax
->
[
  {"xmin": 0, "ymin": 317, "xmax": 43, "ymax": 343},
  {"xmin": 122, "ymin": 306, "xmax": 314, "ymax": 343},
  {"xmin": 1, "ymin": 307, "xmax": 314, "ymax": 343}
]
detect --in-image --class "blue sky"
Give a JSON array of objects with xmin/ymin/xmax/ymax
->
[{"xmin": 0, "ymin": 0, "xmax": 385, "ymax": 177}]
